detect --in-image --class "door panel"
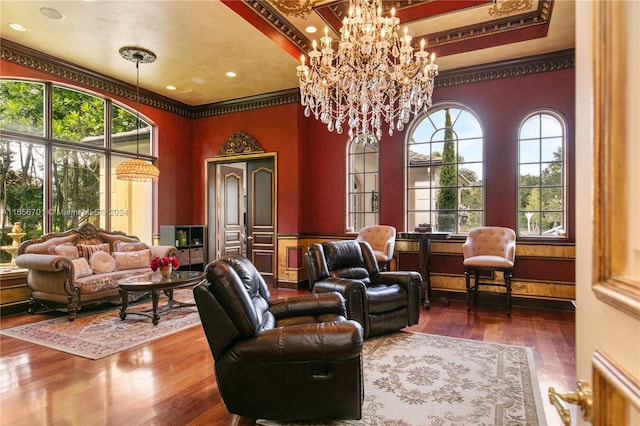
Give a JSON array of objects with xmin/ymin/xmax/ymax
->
[
  {"xmin": 559, "ymin": 3, "xmax": 640, "ymax": 425},
  {"xmin": 247, "ymin": 159, "xmax": 275, "ymax": 285},
  {"xmin": 219, "ymin": 165, "xmax": 244, "ymax": 257}
]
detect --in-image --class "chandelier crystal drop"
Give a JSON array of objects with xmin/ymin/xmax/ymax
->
[{"xmin": 296, "ymin": 0, "xmax": 438, "ymax": 143}]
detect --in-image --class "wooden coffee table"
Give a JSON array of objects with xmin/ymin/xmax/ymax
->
[{"xmin": 117, "ymin": 270, "xmax": 205, "ymax": 325}]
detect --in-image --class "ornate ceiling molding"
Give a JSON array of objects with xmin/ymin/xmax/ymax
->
[
  {"xmin": 436, "ymin": 49, "xmax": 574, "ymax": 88},
  {"xmin": 270, "ymin": 0, "xmax": 321, "ymax": 18},
  {"xmin": 191, "ymin": 89, "xmax": 300, "ymax": 118},
  {"xmin": 1, "ymin": 39, "xmax": 573, "ymax": 118},
  {"xmin": 0, "ymin": 39, "xmax": 192, "ymax": 118},
  {"xmin": 243, "ymin": 1, "xmax": 311, "ymax": 53}
]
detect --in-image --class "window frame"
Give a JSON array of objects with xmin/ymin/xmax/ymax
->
[
  {"xmin": 404, "ymin": 102, "xmax": 485, "ymax": 235},
  {"xmin": 0, "ymin": 78, "xmax": 157, "ymax": 243},
  {"xmin": 346, "ymin": 135, "xmax": 380, "ymax": 232},
  {"xmin": 516, "ymin": 109, "xmax": 567, "ymax": 238}
]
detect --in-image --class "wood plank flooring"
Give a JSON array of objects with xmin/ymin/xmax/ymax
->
[{"xmin": 0, "ymin": 290, "xmax": 575, "ymax": 425}]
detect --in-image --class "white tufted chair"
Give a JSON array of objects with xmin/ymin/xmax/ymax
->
[
  {"xmin": 462, "ymin": 226, "xmax": 516, "ymax": 316},
  {"xmin": 355, "ymin": 225, "xmax": 396, "ymax": 271}
]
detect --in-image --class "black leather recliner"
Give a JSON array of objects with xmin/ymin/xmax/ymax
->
[
  {"xmin": 193, "ymin": 255, "xmax": 364, "ymax": 422},
  {"xmin": 305, "ymin": 240, "xmax": 422, "ymax": 338}
]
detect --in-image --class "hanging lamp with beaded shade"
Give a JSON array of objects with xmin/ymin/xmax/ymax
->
[{"xmin": 115, "ymin": 46, "xmax": 160, "ymax": 182}]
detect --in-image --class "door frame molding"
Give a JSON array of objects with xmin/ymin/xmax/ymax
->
[
  {"xmin": 204, "ymin": 152, "xmax": 278, "ymax": 264},
  {"xmin": 591, "ymin": 0, "xmax": 640, "ymax": 319}
]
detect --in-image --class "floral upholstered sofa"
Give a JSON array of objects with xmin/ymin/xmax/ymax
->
[{"xmin": 16, "ymin": 223, "xmax": 177, "ymax": 320}]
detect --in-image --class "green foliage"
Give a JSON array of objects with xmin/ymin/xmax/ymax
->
[
  {"xmin": 519, "ymin": 146, "xmax": 563, "ymax": 234},
  {"xmin": 438, "ymin": 109, "xmax": 457, "ymax": 232},
  {"xmin": 0, "ymin": 81, "xmax": 44, "ymax": 134},
  {"xmin": 52, "ymin": 87, "xmax": 105, "ymax": 142},
  {"xmin": 1, "ymin": 81, "xmax": 107, "ymax": 239}
]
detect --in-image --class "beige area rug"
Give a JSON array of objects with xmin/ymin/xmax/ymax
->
[
  {"xmin": 259, "ymin": 331, "xmax": 546, "ymax": 426},
  {"xmin": 0, "ymin": 289, "xmax": 200, "ymax": 360}
]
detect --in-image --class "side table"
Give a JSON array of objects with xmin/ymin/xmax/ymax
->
[{"xmin": 399, "ymin": 232, "xmax": 451, "ymax": 309}]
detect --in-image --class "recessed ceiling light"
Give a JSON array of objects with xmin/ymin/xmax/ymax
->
[
  {"xmin": 192, "ymin": 77, "xmax": 205, "ymax": 84},
  {"xmin": 40, "ymin": 7, "xmax": 64, "ymax": 20},
  {"xmin": 305, "ymin": 26, "xmax": 317, "ymax": 33},
  {"xmin": 9, "ymin": 23, "xmax": 26, "ymax": 32},
  {"xmin": 225, "ymin": 71, "xmax": 237, "ymax": 78},
  {"xmin": 166, "ymin": 85, "xmax": 176, "ymax": 91}
]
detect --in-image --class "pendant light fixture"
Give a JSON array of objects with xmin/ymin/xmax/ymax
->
[{"xmin": 115, "ymin": 46, "xmax": 160, "ymax": 182}]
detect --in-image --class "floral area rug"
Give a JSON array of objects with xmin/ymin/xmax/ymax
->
[
  {"xmin": 258, "ymin": 331, "xmax": 546, "ymax": 426},
  {"xmin": 0, "ymin": 289, "xmax": 200, "ymax": 360}
]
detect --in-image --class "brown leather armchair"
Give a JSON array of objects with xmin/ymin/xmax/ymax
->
[
  {"xmin": 305, "ymin": 240, "xmax": 422, "ymax": 338},
  {"xmin": 193, "ymin": 255, "xmax": 364, "ymax": 422}
]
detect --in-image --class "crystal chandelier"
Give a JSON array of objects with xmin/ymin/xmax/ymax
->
[
  {"xmin": 116, "ymin": 46, "xmax": 160, "ymax": 182},
  {"xmin": 296, "ymin": 0, "xmax": 438, "ymax": 142}
]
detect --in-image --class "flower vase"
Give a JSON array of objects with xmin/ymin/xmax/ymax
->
[{"xmin": 159, "ymin": 266, "xmax": 173, "ymax": 278}]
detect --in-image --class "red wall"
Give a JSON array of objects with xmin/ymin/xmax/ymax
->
[
  {"xmin": 190, "ymin": 103, "xmax": 301, "ymax": 233},
  {"xmin": 299, "ymin": 68, "xmax": 576, "ymax": 236},
  {"xmin": 2, "ymin": 59, "xmax": 575, "ymax": 238}
]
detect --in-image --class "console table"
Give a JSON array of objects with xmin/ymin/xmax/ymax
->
[{"xmin": 399, "ymin": 232, "xmax": 451, "ymax": 309}]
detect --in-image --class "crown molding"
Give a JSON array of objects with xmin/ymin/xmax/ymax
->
[
  {"xmin": 0, "ymin": 39, "xmax": 193, "ymax": 117},
  {"xmin": 1, "ymin": 38, "xmax": 573, "ymax": 118},
  {"xmin": 436, "ymin": 49, "xmax": 574, "ymax": 87}
]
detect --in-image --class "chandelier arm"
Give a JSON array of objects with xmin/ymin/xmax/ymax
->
[{"xmin": 296, "ymin": 0, "xmax": 438, "ymax": 142}]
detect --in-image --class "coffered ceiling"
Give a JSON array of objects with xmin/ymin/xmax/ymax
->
[{"xmin": 0, "ymin": 0, "xmax": 574, "ymax": 107}]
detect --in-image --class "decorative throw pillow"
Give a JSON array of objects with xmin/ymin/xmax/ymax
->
[
  {"xmin": 113, "ymin": 249, "xmax": 151, "ymax": 271},
  {"xmin": 89, "ymin": 250, "xmax": 117, "ymax": 274},
  {"xmin": 77, "ymin": 243, "xmax": 110, "ymax": 260},
  {"xmin": 71, "ymin": 257, "xmax": 93, "ymax": 279},
  {"xmin": 48, "ymin": 243, "xmax": 80, "ymax": 259},
  {"xmin": 113, "ymin": 240, "xmax": 149, "ymax": 252}
]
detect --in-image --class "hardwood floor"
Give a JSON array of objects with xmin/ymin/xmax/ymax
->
[{"xmin": 0, "ymin": 290, "xmax": 575, "ymax": 425}]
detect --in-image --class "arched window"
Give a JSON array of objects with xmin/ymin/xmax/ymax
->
[
  {"xmin": 0, "ymin": 79, "xmax": 156, "ymax": 250},
  {"xmin": 517, "ymin": 111, "xmax": 566, "ymax": 237},
  {"xmin": 346, "ymin": 136, "xmax": 379, "ymax": 232},
  {"xmin": 406, "ymin": 104, "xmax": 484, "ymax": 233}
]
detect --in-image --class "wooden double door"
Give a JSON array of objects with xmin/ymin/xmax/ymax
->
[{"xmin": 207, "ymin": 155, "xmax": 276, "ymax": 285}]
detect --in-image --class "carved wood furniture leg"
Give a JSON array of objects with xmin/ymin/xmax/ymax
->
[
  {"xmin": 119, "ymin": 289, "xmax": 129, "ymax": 320},
  {"xmin": 28, "ymin": 298, "xmax": 40, "ymax": 314},
  {"xmin": 420, "ymin": 238, "xmax": 430, "ymax": 309},
  {"xmin": 505, "ymin": 269, "xmax": 512, "ymax": 317},
  {"xmin": 151, "ymin": 289, "xmax": 160, "ymax": 325}
]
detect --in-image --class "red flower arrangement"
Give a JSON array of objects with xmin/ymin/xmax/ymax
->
[{"xmin": 150, "ymin": 255, "xmax": 179, "ymax": 271}]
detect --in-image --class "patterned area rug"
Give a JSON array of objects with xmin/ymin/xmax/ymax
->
[
  {"xmin": 258, "ymin": 331, "xmax": 546, "ymax": 426},
  {"xmin": 0, "ymin": 289, "xmax": 200, "ymax": 360}
]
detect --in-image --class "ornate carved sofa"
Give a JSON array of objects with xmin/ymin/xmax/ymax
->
[{"xmin": 16, "ymin": 223, "xmax": 177, "ymax": 320}]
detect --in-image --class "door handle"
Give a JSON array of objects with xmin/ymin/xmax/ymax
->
[
  {"xmin": 246, "ymin": 236, "xmax": 253, "ymax": 241},
  {"xmin": 548, "ymin": 380, "xmax": 593, "ymax": 426}
]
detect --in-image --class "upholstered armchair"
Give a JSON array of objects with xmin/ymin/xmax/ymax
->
[
  {"xmin": 305, "ymin": 240, "xmax": 422, "ymax": 338},
  {"xmin": 355, "ymin": 224, "xmax": 396, "ymax": 270},
  {"xmin": 193, "ymin": 255, "xmax": 364, "ymax": 422},
  {"xmin": 463, "ymin": 226, "xmax": 516, "ymax": 316}
]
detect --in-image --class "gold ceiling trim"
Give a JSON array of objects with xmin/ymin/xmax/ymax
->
[
  {"xmin": 426, "ymin": 0, "xmax": 551, "ymax": 48},
  {"xmin": 244, "ymin": 1, "xmax": 311, "ymax": 52},
  {"xmin": 489, "ymin": 0, "xmax": 535, "ymax": 17},
  {"xmin": 270, "ymin": 0, "xmax": 321, "ymax": 18}
]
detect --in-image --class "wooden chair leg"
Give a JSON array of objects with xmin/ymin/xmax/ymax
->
[
  {"xmin": 505, "ymin": 269, "xmax": 512, "ymax": 317},
  {"xmin": 473, "ymin": 270, "xmax": 480, "ymax": 306},
  {"xmin": 464, "ymin": 267, "xmax": 471, "ymax": 312}
]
